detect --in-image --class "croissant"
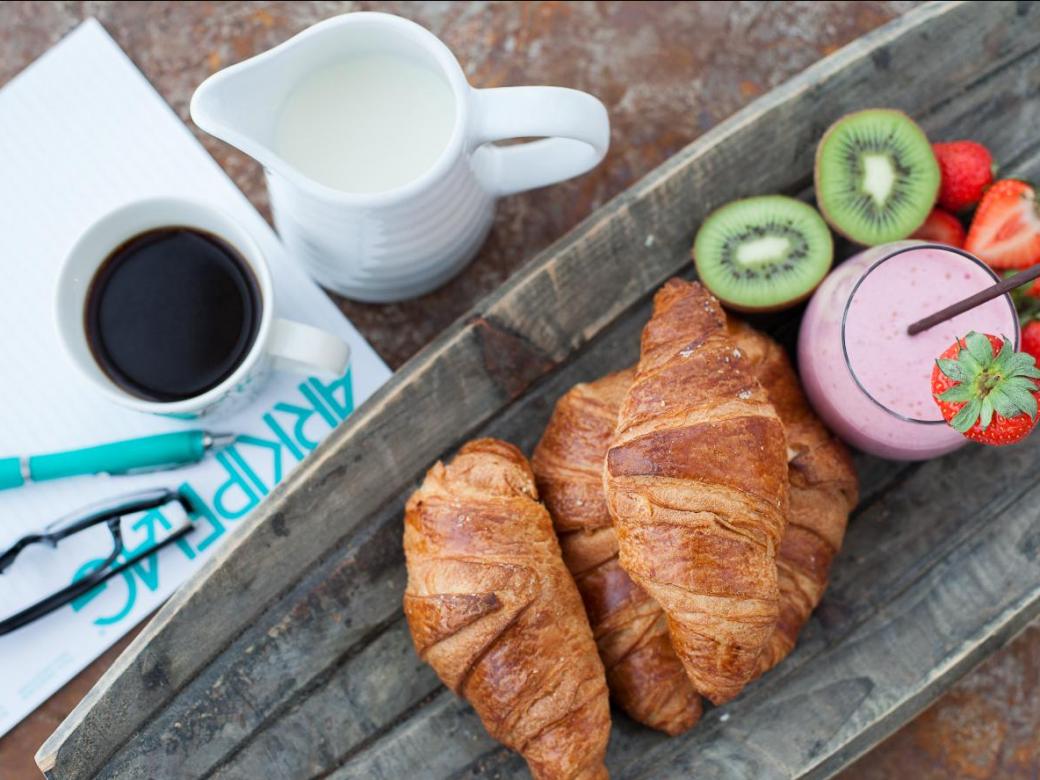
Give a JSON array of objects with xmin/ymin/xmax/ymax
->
[
  {"xmin": 727, "ymin": 321, "xmax": 859, "ymax": 673},
  {"xmin": 604, "ymin": 279, "xmax": 789, "ymax": 705},
  {"xmin": 532, "ymin": 369, "xmax": 702, "ymax": 736},
  {"xmin": 403, "ymin": 438, "xmax": 611, "ymax": 780}
]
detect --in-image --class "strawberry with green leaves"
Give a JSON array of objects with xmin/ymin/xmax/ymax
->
[{"xmin": 931, "ymin": 331, "xmax": 1040, "ymax": 446}]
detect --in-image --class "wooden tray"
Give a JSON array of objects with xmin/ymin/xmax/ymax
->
[{"xmin": 38, "ymin": 3, "xmax": 1040, "ymax": 778}]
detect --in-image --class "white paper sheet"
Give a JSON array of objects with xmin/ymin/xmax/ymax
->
[{"xmin": 0, "ymin": 19, "xmax": 391, "ymax": 737}]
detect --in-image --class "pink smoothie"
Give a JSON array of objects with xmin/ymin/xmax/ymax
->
[{"xmin": 798, "ymin": 242, "xmax": 1019, "ymax": 460}]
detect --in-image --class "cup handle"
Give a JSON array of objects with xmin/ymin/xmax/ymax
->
[
  {"xmin": 266, "ymin": 319, "xmax": 351, "ymax": 377},
  {"xmin": 470, "ymin": 87, "xmax": 610, "ymax": 197}
]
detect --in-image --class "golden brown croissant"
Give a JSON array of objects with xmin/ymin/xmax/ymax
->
[
  {"xmin": 727, "ymin": 321, "xmax": 859, "ymax": 673},
  {"xmin": 403, "ymin": 438, "xmax": 611, "ymax": 780},
  {"xmin": 604, "ymin": 279, "xmax": 789, "ymax": 705},
  {"xmin": 532, "ymin": 369, "xmax": 702, "ymax": 736}
]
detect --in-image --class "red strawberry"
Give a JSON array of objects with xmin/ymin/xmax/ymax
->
[
  {"xmin": 965, "ymin": 180, "xmax": 1040, "ymax": 269},
  {"xmin": 931, "ymin": 332, "xmax": 1040, "ymax": 446},
  {"xmin": 933, "ymin": 140, "xmax": 994, "ymax": 212},
  {"xmin": 1023, "ymin": 321, "xmax": 1040, "ymax": 363},
  {"xmin": 910, "ymin": 208, "xmax": 966, "ymax": 247},
  {"xmin": 1006, "ymin": 270, "xmax": 1040, "ymax": 304}
]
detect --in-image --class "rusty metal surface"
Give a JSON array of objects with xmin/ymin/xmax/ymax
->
[
  {"xmin": 842, "ymin": 622, "xmax": 1040, "ymax": 780},
  {"xmin": 3, "ymin": 2, "xmax": 1036, "ymax": 778}
]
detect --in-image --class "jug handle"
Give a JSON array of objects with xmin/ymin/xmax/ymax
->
[{"xmin": 470, "ymin": 87, "xmax": 610, "ymax": 198}]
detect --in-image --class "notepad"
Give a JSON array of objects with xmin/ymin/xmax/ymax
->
[{"xmin": 0, "ymin": 20, "xmax": 391, "ymax": 737}]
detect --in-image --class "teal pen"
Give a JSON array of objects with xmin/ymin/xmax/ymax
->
[{"xmin": 0, "ymin": 431, "xmax": 237, "ymax": 491}]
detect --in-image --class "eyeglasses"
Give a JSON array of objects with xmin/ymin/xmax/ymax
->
[{"xmin": 0, "ymin": 487, "xmax": 197, "ymax": 636}]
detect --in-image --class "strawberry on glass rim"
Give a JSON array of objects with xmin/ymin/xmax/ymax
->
[
  {"xmin": 965, "ymin": 179, "xmax": 1040, "ymax": 269},
  {"xmin": 932, "ymin": 332, "xmax": 1040, "ymax": 446}
]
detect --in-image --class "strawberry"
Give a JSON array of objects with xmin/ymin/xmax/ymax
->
[
  {"xmin": 933, "ymin": 140, "xmax": 994, "ymax": 212},
  {"xmin": 965, "ymin": 179, "xmax": 1040, "ymax": 269},
  {"xmin": 1023, "ymin": 321, "xmax": 1040, "ymax": 363},
  {"xmin": 1006, "ymin": 271, "xmax": 1040, "ymax": 308},
  {"xmin": 910, "ymin": 208, "xmax": 966, "ymax": 247},
  {"xmin": 931, "ymin": 331, "xmax": 1040, "ymax": 446}
]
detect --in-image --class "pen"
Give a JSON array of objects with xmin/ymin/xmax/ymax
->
[{"xmin": 0, "ymin": 430, "xmax": 237, "ymax": 491}]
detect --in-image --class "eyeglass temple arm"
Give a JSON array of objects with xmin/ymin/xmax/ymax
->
[
  {"xmin": 0, "ymin": 488, "xmax": 182, "ymax": 573},
  {"xmin": 0, "ymin": 519, "xmax": 194, "ymax": 637}
]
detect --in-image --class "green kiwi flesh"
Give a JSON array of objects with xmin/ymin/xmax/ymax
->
[
  {"xmin": 815, "ymin": 108, "xmax": 939, "ymax": 245},
  {"xmin": 693, "ymin": 195, "xmax": 833, "ymax": 312}
]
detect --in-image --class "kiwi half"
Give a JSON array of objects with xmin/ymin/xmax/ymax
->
[
  {"xmin": 693, "ymin": 195, "xmax": 833, "ymax": 312},
  {"xmin": 815, "ymin": 108, "xmax": 939, "ymax": 245}
]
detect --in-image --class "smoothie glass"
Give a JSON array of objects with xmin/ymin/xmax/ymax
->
[{"xmin": 798, "ymin": 242, "xmax": 1019, "ymax": 460}]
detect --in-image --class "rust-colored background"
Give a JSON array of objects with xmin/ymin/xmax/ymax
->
[{"xmin": 1, "ymin": 2, "xmax": 1037, "ymax": 778}]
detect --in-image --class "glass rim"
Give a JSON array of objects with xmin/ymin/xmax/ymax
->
[{"xmin": 839, "ymin": 242, "xmax": 1020, "ymax": 426}]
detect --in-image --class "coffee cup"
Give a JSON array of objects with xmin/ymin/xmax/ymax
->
[{"xmin": 55, "ymin": 197, "xmax": 350, "ymax": 419}]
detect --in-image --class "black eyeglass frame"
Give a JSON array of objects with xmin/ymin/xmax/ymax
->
[{"xmin": 0, "ymin": 487, "xmax": 197, "ymax": 636}]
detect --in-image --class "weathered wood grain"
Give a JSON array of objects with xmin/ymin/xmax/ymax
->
[{"xmin": 37, "ymin": 2, "xmax": 1040, "ymax": 778}]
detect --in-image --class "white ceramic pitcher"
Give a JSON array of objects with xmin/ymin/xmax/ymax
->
[{"xmin": 190, "ymin": 12, "xmax": 610, "ymax": 303}]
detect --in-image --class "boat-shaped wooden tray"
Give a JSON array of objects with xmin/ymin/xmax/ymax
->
[{"xmin": 38, "ymin": 3, "xmax": 1040, "ymax": 778}]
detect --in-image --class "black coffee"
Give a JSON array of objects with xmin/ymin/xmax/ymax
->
[{"xmin": 86, "ymin": 227, "xmax": 261, "ymax": 402}]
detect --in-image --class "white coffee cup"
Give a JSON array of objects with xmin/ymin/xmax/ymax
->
[
  {"xmin": 190, "ymin": 12, "xmax": 611, "ymax": 303},
  {"xmin": 55, "ymin": 197, "xmax": 351, "ymax": 419}
]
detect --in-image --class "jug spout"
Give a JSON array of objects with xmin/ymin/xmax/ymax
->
[{"xmin": 190, "ymin": 50, "xmax": 298, "ymax": 171}]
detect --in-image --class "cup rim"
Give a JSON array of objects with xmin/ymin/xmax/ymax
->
[
  {"xmin": 839, "ymin": 242, "xmax": 1019, "ymax": 426},
  {"xmin": 190, "ymin": 12, "xmax": 471, "ymax": 207},
  {"xmin": 54, "ymin": 196, "xmax": 275, "ymax": 415}
]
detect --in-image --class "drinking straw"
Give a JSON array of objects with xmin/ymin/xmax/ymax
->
[{"xmin": 907, "ymin": 263, "xmax": 1040, "ymax": 336}]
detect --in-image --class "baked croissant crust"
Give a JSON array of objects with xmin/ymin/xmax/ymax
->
[
  {"xmin": 727, "ymin": 321, "xmax": 859, "ymax": 673},
  {"xmin": 403, "ymin": 438, "xmax": 611, "ymax": 780},
  {"xmin": 604, "ymin": 279, "xmax": 789, "ymax": 705},
  {"xmin": 532, "ymin": 369, "xmax": 702, "ymax": 736}
]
